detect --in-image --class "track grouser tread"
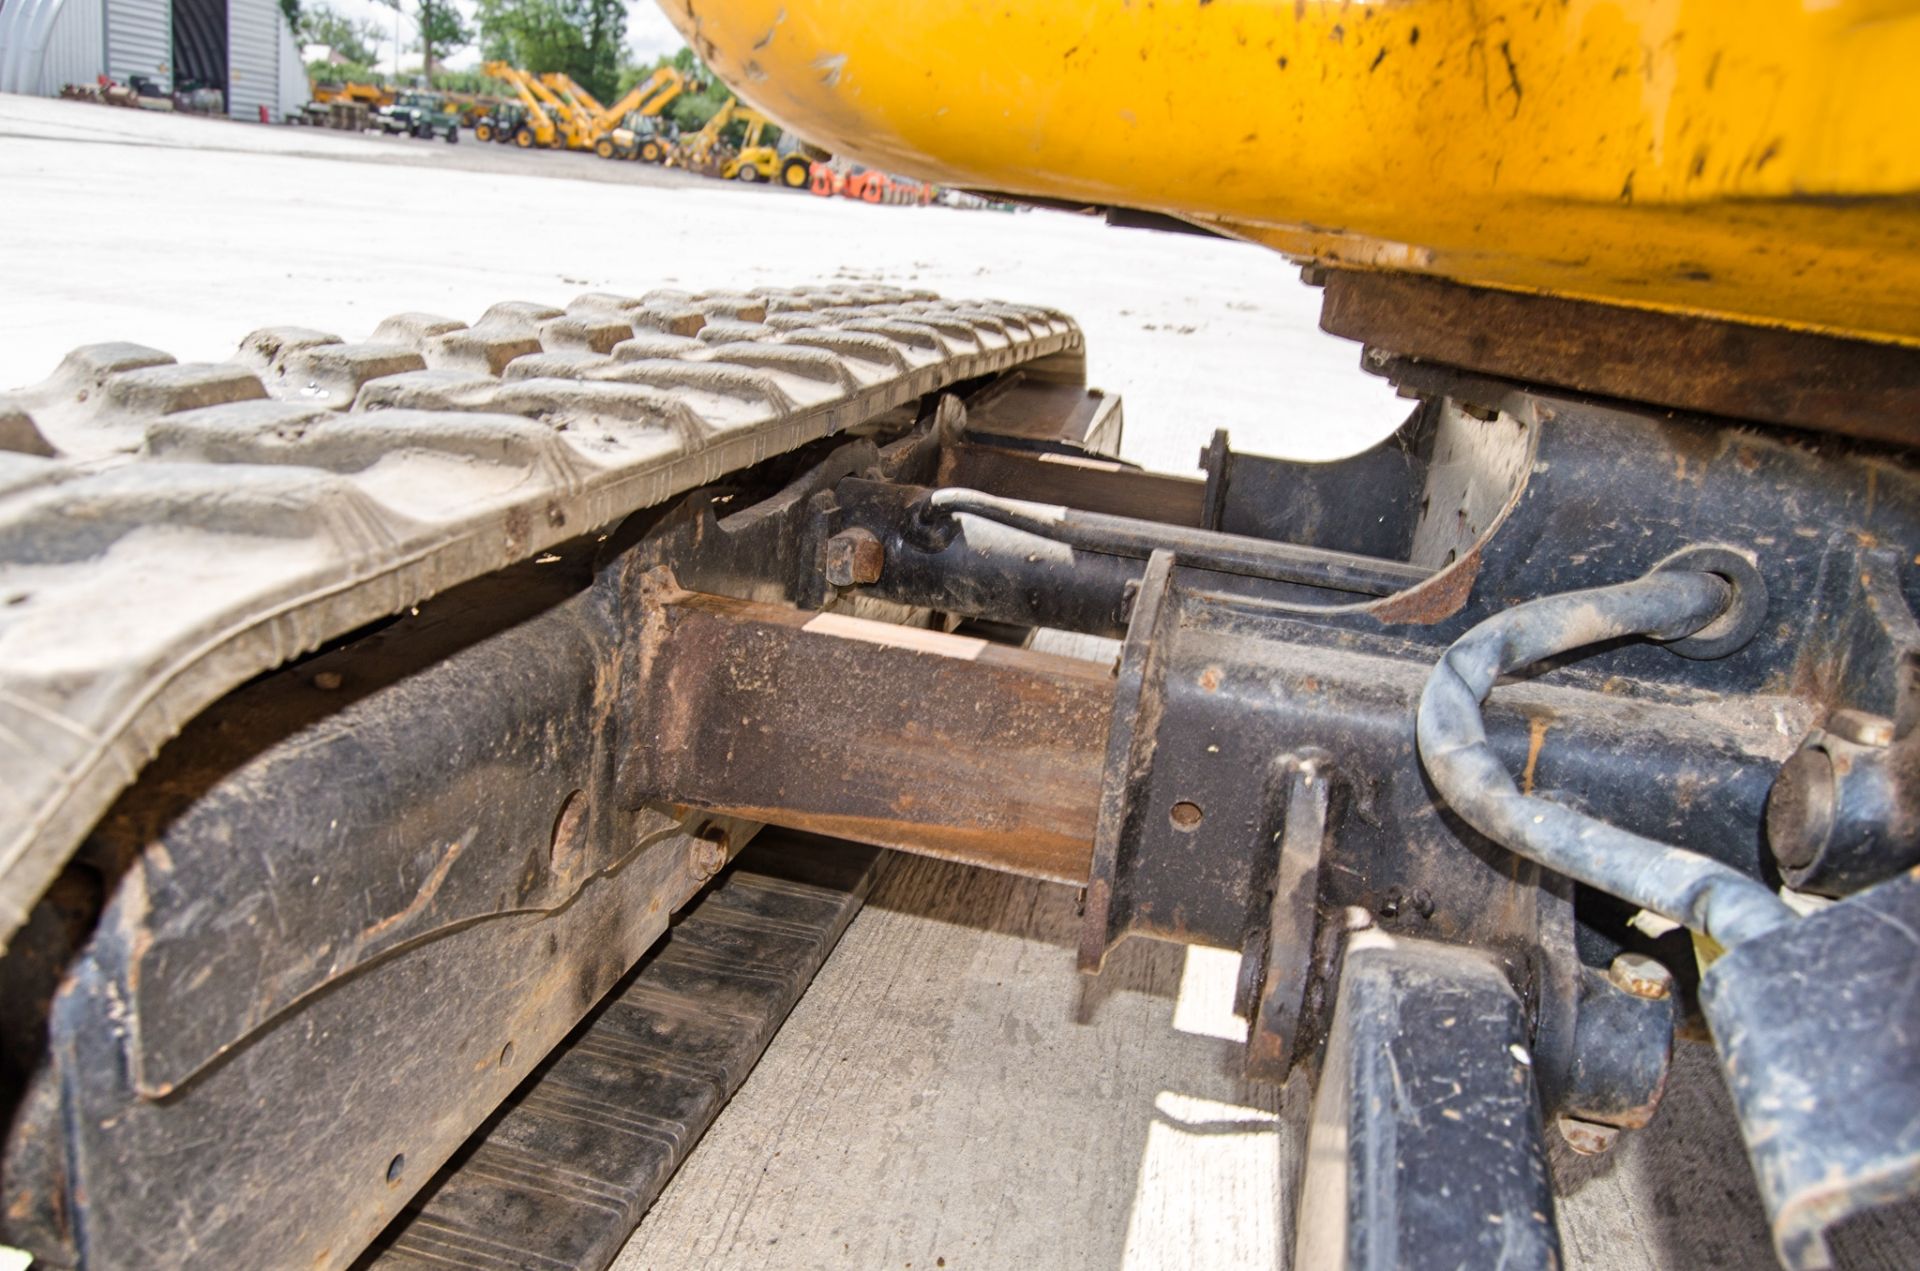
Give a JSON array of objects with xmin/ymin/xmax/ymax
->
[{"xmin": 0, "ymin": 284, "xmax": 1082, "ymax": 946}]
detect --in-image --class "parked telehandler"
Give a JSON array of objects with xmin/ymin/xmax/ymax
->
[{"xmin": 675, "ymin": 95, "xmax": 811, "ymax": 186}]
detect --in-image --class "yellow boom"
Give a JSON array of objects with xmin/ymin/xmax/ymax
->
[
  {"xmin": 538, "ymin": 73, "xmax": 608, "ymax": 132},
  {"xmin": 519, "ymin": 73, "xmax": 597, "ymax": 149},
  {"xmin": 588, "ymin": 67, "xmax": 686, "ymax": 134},
  {"xmin": 480, "ymin": 61, "xmax": 557, "ymax": 148}
]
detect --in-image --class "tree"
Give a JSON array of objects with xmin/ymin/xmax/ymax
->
[
  {"xmin": 476, "ymin": 0, "xmax": 626, "ymax": 100},
  {"xmin": 302, "ymin": 4, "xmax": 381, "ymax": 65},
  {"xmin": 416, "ymin": 0, "xmax": 470, "ymax": 80}
]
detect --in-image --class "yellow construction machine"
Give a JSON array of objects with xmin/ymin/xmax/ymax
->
[
  {"xmin": 475, "ymin": 61, "xmax": 558, "ymax": 147},
  {"xmin": 662, "ymin": 0, "xmax": 1920, "ymax": 356},
  {"xmin": 646, "ymin": 4, "xmax": 1920, "ymax": 1267},
  {"xmin": 473, "ymin": 63, "xmax": 598, "ymax": 150},
  {"xmin": 537, "ymin": 71, "xmax": 601, "ymax": 120},
  {"xmin": 521, "ymin": 72, "xmax": 598, "ymax": 150},
  {"xmin": 674, "ymin": 95, "xmax": 811, "ymax": 186},
  {"xmin": 586, "ymin": 66, "xmax": 687, "ymax": 161},
  {"xmin": 309, "ymin": 80, "xmax": 393, "ymax": 108}
]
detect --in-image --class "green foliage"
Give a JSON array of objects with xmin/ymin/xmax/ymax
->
[
  {"xmin": 615, "ymin": 50, "xmax": 726, "ymax": 133},
  {"xmin": 606, "ymin": 48, "xmax": 791, "ymax": 149},
  {"xmin": 301, "ymin": 5, "xmax": 382, "ymax": 65},
  {"xmin": 476, "ymin": 0, "xmax": 626, "ymax": 101},
  {"xmin": 305, "ymin": 58, "xmax": 386, "ymax": 85},
  {"xmin": 429, "ymin": 69, "xmax": 501, "ymax": 94},
  {"xmin": 415, "ymin": 0, "xmax": 470, "ymax": 77},
  {"xmin": 279, "ymin": 0, "xmax": 302, "ymax": 35}
]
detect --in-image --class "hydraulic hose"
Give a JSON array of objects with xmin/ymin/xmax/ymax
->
[
  {"xmin": 1416, "ymin": 568, "xmax": 1796, "ymax": 948},
  {"xmin": 920, "ymin": 488, "xmax": 1433, "ymax": 598}
]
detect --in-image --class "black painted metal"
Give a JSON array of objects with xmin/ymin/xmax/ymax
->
[
  {"xmin": 1294, "ymin": 936, "xmax": 1562, "ymax": 1271},
  {"xmin": 1080, "ymin": 550, "xmax": 1180, "ymax": 972},
  {"xmin": 1769, "ymin": 716, "xmax": 1920, "ymax": 898},
  {"xmin": 918, "ymin": 487, "xmax": 1433, "ymax": 595},
  {"xmin": 1560, "ymin": 961, "xmax": 1676, "ymax": 1131},
  {"xmin": 1076, "ymin": 562, "xmax": 1792, "ymax": 955},
  {"xmin": 1702, "ymin": 870, "xmax": 1920, "ymax": 1269},
  {"xmin": 1416, "ymin": 566, "xmax": 1795, "ymax": 947},
  {"xmin": 834, "ymin": 476, "xmax": 1146, "ymax": 638},
  {"xmin": 1244, "ymin": 755, "xmax": 1331, "ymax": 1081},
  {"xmin": 1205, "ymin": 414, "xmax": 1434, "ymax": 561},
  {"xmin": 659, "ymin": 375, "xmax": 1920, "ymax": 1269},
  {"xmin": 830, "ymin": 476, "xmax": 1418, "ymax": 640}
]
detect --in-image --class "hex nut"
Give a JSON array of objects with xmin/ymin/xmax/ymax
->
[
  {"xmin": 1557, "ymin": 1115, "xmax": 1621, "ymax": 1157},
  {"xmin": 1607, "ymin": 952, "xmax": 1674, "ymax": 1001},
  {"xmin": 689, "ymin": 827, "xmax": 730, "ymax": 881},
  {"xmin": 825, "ymin": 528, "xmax": 884, "ymax": 587},
  {"xmin": 1827, "ymin": 709, "xmax": 1895, "ymax": 749}
]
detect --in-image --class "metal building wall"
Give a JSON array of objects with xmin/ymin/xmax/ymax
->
[
  {"xmin": 105, "ymin": 0, "xmax": 169, "ymax": 90},
  {"xmin": 274, "ymin": 11, "xmax": 303, "ymax": 120},
  {"xmin": 224, "ymin": 0, "xmax": 272, "ymax": 119},
  {"xmin": 0, "ymin": 0, "xmax": 104, "ymax": 96},
  {"xmin": 0, "ymin": 0, "xmax": 298, "ymax": 117}
]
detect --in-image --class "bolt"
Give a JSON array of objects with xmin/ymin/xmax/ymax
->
[
  {"xmin": 824, "ymin": 528, "xmax": 884, "ymax": 587},
  {"xmin": 1607, "ymin": 952, "xmax": 1673, "ymax": 1001},
  {"xmin": 1556, "ymin": 1115, "xmax": 1621, "ymax": 1157},
  {"xmin": 1767, "ymin": 745, "xmax": 1836, "ymax": 871},
  {"xmin": 689, "ymin": 826, "xmax": 730, "ymax": 882},
  {"xmin": 1827, "ymin": 709, "xmax": 1895, "ymax": 749}
]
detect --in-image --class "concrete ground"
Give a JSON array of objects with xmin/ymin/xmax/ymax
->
[
  {"xmin": 2, "ymin": 92, "xmax": 1907, "ymax": 1271},
  {"xmin": 0, "ymin": 92, "xmax": 1410, "ymax": 475}
]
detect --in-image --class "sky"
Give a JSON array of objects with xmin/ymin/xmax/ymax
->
[{"xmin": 307, "ymin": 0, "xmax": 686, "ymax": 73}]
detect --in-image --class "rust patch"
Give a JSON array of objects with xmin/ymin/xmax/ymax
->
[
  {"xmin": 689, "ymin": 802, "xmax": 1092, "ymax": 886},
  {"xmin": 1371, "ymin": 543, "xmax": 1482, "ymax": 624},
  {"xmin": 1520, "ymin": 715, "xmax": 1549, "ymax": 796},
  {"xmin": 355, "ymin": 835, "xmax": 466, "ymax": 947},
  {"xmin": 1198, "ymin": 664, "xmax": 1223, "ymax": 692}
]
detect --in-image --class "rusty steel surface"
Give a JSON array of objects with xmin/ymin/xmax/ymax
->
[
  {"xmin": 938, "ymin": 443, "xmax": 1207, "ymax": 528},
  {"xmin": 1321, "ymin": 270, "xmax": 1920, "ymax": 445},
  {"xmin": 628, "ymin": 582, "xmax": 1112, "ymax": 885}
]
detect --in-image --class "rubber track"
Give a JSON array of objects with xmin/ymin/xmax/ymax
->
[{"xmin": 0, "ymin": 284, "xmax": 1081, "ymax": 946}]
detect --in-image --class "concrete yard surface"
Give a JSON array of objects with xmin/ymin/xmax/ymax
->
[
  {"xmin": 0, "ymin": 92, "xmax": 1408, "ymax": 476},
  {"xmin": 611, "ymin": 856, "xmax": 1869, "ymax": 1271},
  {"xmin": 4, "ymin": 92, "xmax": 1915, "ymax": 1271}
]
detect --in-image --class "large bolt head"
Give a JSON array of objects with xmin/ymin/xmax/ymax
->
[
  {"xmin": 1767, "ymin": 745, "xmax": 1836, "ymax": 872},
  {"xmin": 824, "ymin": 528, "xmax": 884, "ymax": 587},
  {"xmin": 1607, "ymin": 952, "xmax": 1674, "ymax": 1001}
]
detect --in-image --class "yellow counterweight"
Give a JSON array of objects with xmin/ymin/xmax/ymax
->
[{"xmin": 661, "ymin": 0, "xmax": 1920, "ymax": 346}]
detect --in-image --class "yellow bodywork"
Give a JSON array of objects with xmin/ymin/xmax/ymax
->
[
  {"xmin": 660, "ymin": 0, "xmax": 1920, "ymax": 346},
  {"xmin": 482, "ymin": 62, "xmax": 560, "ymax": 147},
  {"xmin": 597, "ymin": 67, "xmax": 687, "ymax": 132}
]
